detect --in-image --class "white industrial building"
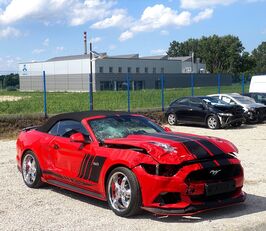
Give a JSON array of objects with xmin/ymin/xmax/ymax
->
[{"xmin": 19, "ymin": 53, "xmax": 209, "ymax": 92}]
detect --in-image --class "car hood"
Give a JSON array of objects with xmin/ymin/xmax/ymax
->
[
  {"xmin": 103, "ymin": 132, "xmax": 237, "ymax": 164},
  {"xmin": 210, "ymin": 104, "xmax": 242, "ymax": 113},
  {"xmin": 241, "ymin": 102, "xmax": 266, "ymax": 109}
]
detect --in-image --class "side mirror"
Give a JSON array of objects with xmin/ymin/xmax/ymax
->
[
  {"xmin": 164, "ymin": 127, "xmax": 172, "ymax": 132},
  {"xmin": 70, "ymin": 132, "xmax": 85, "ymax": 143}
]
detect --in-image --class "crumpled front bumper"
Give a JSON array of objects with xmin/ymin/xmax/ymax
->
[
  {"xmin": 142, "ymin": 191, "xmax": 246, "ymax": 216},
  {"xmin": 217, "ymin": 115, "xmax": 245, "ymax": 127}
]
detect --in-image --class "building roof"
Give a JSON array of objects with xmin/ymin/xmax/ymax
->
[
  {"xmin": 140, "ymin": 55, "xmax": 168, "ymax": 60},
  {"xmin": 106, "ymin": 54, "xmax": 139, "ymax": 59},
  {"xmin": 23, "ymin": 53, "xmax": 192, "ymax": 64},
  {"xmin": 168, "ymin": 56, "xmax": 192, "ymax": 62}
]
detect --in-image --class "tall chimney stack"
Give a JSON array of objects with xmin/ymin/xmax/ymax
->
[{"xmin": 84, "ymin": 32, "xmax": 87, "ymax": 55}]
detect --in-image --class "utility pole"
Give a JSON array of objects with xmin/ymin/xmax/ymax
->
[{"xmin": 89, "ymin": 39, "xmax": 93, "ymax": 111}]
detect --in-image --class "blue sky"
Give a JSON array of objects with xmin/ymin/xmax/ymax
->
[{"xmin": 0, "ymin": 0, "xmax": 266, "ymax": 72}]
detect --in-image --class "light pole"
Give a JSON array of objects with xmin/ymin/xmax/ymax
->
[{"xmin": 89, "ymin": 41, "xmax": 93, "ymax": 111}]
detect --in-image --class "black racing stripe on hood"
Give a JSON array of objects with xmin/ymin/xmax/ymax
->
[
  {"xmin": 174, "ymin": 134, "xmax": 231, "ymax": 165},
  {"xmin": 175, "ymin": 134, "xmax": 230, "ymax": 165},
  {"xmin": 146, "ymin": 133, "xmax": 213, "ymax": 160}
]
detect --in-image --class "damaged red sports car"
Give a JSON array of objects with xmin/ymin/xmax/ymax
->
[{"xmin": 16, "ymin": 111, "xmax": 246, "ymax": 217}]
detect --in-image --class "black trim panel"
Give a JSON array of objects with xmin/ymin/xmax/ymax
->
[
  {"xmin": 47, "ymin": 179, "xmax": 103, "ymax": 199},
  {"xmin": 89, "ymin": 156, "xmax": 107, "ymax": 183},
  {"xmin": 43, "ymin": 170, "xmax": 92, "ymax": 187}
]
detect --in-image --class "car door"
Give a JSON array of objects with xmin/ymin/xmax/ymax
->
[
  {"xmin": 173, "ymin": 98, "xmax": 192, "ymax": 122},
  {"xmin": 186, "ymin": 98, "xmax": 207, "ymax": 123},
  {"xmin": 48, "ymin": 120, "xmax": 92, "ymax": 180}
]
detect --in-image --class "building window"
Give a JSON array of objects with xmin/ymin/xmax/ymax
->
[
  {"xmin": 134, "ymin": 81, "xmax": 144, "ymax": 90},
  {"xmin": 161, "ymin": 67, "xmax": 164, "ymax": 73},
  {"xmin": 136, "ymin": 67, "xmax": 140, "ymax": 73},
  {"xmin": 116, "ymin": 81, "xmax": 129, "ymax": 90},
  {"xmin": 153, "ymin": 67, "xmax": 156, "ymax": 74},
  {"xmin": 127, "ymin": 67, "xmax": 131, "ymax": 73},
  {"xmin": 100, "ymin": 81, "xmax": 114, "ymax": 91},
  {"xmin": 109, "ymin": 67, "xmax": 113, "ymax": 73},
  {"xmin": 155, "ymin": 80, "xmax": 161, "ymax": 89},
  {"xmin": 145, "ymin": 67, "xmax": 148, "ymax": 73},
  {"xmin": 118, "ymin": 67, "xmax": 122, "ymax": 73},
  {"xmin": 99, "ymin": 66, "xmax": 104, "ymax": 73}
]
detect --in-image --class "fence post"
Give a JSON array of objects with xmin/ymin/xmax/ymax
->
[
  {"xmin": 217, "ymin": 73, "xmax": 221, "ymax": 94},
  {"xmin": 161, "ymin": 74, "xmax": 165, "ymax": 112},
  {"xmin": 127, "ymin": 74, "xmax": 130, "ymax": 112},
  {"xmin": 43, "ymin": 71, "xmax": 47, "ymax": 118},
  {"xmin": 191, "ymin": 74, "xmax": 194, "ymax": 96},
  {"xmin": 241, "ymin": 73, "xmax": 245, "ymax": 94}
]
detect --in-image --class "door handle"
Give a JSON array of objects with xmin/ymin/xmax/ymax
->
[{"xmin": 53, "ymin": 144, "xmax": 60, "ymax": 150}]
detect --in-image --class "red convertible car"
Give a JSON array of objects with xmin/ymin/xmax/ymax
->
[{"xmin": 16, "ymin": 111, "xmax": 245, "ymax": 217}]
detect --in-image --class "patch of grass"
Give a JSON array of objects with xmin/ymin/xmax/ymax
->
[{"xmin": 0, "ymin": 83, "xmax": 249, "ymax": 115}]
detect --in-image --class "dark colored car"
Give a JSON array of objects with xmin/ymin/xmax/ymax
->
[
  {"xmin": 17, "ymin": 111, "xmax": 245, "ymax": 217},
  {"xmin": 243, "ymin": 92, "xmax": 266, "ymax": 105},
  {"xmin": 166, "ymin": 96, "xmax": 245, "ymax": 129}
]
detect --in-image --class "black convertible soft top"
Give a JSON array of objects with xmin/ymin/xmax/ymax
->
[{"xmin": 36, "ymin": 111, "xmax": 132, "ymax": 133}]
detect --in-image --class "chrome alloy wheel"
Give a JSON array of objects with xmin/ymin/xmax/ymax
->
[
  {"xmin": 168, "ymin": 113, "xmax": 176, "ymax": 125},
  {"xmin": 22, "ymin": 154, "xmax": 37, "ymax": 185},
  {"xmin": 208, "ymin": 116, "xmax": 218, "ymax": 129},
  {"xmin": 108, "ymin": 172, "xmax": 132, "ymax": 212}
]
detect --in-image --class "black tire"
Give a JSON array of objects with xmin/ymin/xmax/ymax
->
[
  {"xmin": 21, "ymin": 151, "xmax": 43, "ymax": 188},
  {"xmin": 106, "ymin": 167, "xmax": 142, "ymax": 217},
  {"xmin": 167, "ymin": 113, "xmax": 177, "ymax": 125},
  {"xmin": 206, "ymin": 115, "xmax": 220, "ymax": 129}
]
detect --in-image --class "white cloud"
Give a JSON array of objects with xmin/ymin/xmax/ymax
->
[
  {"xmin": 150, "ymin": 48, "xmax": 167, "ymax": 55},
  {"xmin": 180, "ymin": 0, "xmax": 237, "ymax": 9},
  {"xmin": 56, "ymin": 46, "xmax": 64, "ymax": 51},
  {"xmin": 43, "ymin": 38, "xmax": 49, "ymax": 46},
  {"xmin": 160, "ymin": 30, "xmax": 169, "ymax": 36},
  {"xmin": 0, "ymin": 26, "xmax": 21, "ymax": 38},
  {"xmin": 0, "ymin": 0, "xmax": 119, "ymax": 26},
  {"xmin": 119, "ymin": 4, "xmax": 191, "ymax": 41},
  {"xmin": 69, "ymin": 0, "xmax": 117, "ymax": 26},
  {"xmin": 32, "ymin": 48, "xmax": 45, "ymax": 54},
  {"xmin": 119, "ymin": 30, "xmax": 133, "ymax": 41},
  {"xmin": 193, "ymin": 8, "xmax": 213, "ymax": 22},
  {"xmin": 91, "ymin": 36, "xmax": 102, "ymax": 43},
  {"xmin": 91, "ymin": 9, "xmax": 132, "ymax": 29},
  {"xmin": 0, "ymin": 56, "xmax": 21, "ymax": 72}
]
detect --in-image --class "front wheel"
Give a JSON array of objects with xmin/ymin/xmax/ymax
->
[
  {"xmin": 22, "ymin": 151, "xmax": 43, "ymax": 188},
  {"xmin": 207, "ymin": 115, "xmax": 220, "ymax": 129},
  {"xmin": 106, "ymin": 167, "xmax": 142, "ymax": 217},
  {"xmin": 167, "ymin": 113, "xmax": 177, "ymax": 125}
]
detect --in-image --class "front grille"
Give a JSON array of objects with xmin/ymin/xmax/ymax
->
[
  {"xmin": 190, "ymin": 188, "xmax": 241, "ymax": 202},
  {"xmin": 186, "ymin": 164, "xmax": 242, "ymax": 183}
]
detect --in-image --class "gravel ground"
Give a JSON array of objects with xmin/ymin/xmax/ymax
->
[{"xmin": 0, "ymin": 123, "xmax": 266, "ymax": 231}]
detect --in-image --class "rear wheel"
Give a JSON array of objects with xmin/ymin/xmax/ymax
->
[
  {"xmin": 207, "ymin": 115, "xmax": 220, "ymax": 129},
  {"xmin": 167, "ymin": 113, "xmax": 177, "ymax": 125},
  {"xmin": 22, "ymin": 151, "xmax": 43, "ymax": 188},
  {"xmin": 106, "ymin": 167, "xmax": 142, "ymax": 217}
]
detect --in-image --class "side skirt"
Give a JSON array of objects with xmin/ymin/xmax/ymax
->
[{"xmin": 46, "ymin": 179, "xmax": 106, "ymax": 201}]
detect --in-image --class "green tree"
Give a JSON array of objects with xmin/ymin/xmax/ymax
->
[
  {"xmin": 167, "ymin": 35, "xmax": 245, "ymax": 74},
  {"xmin": 167, "ymin": 38, "xmax": 200, "ymax": 59},
  {"xmin": 252, "ymin": 41, "xmax": 266, "ymax": 74},
  {"xmin": 239, "ymin": 52, "xmax": 256, "ymax": 74}
]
